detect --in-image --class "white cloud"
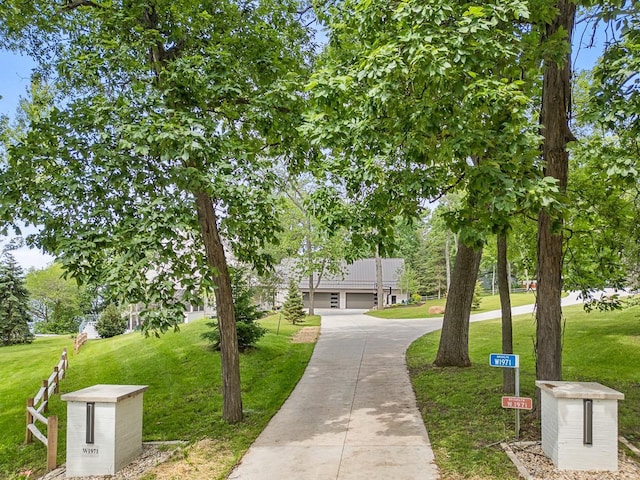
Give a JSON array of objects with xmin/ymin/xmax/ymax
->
[{"xmin": 12, "ymin": 246, "xmax": 54, "ymax": 271}]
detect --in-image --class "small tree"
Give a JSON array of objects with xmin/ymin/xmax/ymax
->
[
  {"xmin": 0, "ymin": 253, "xmax": 34, "ymax": 346},
  {"xmin": 471, "ymin": 281, "xmax": 483, "ymax": 311},
  {"xmin": 95, "ymin": 303, "xmax": 127, "ymax": 338},
  {"xmin": 202, "ymin": 267, "xmax": 266, "ymax": 351},
  {"xmin": 283, "ymin": 279, "xmax": 306, "ymax": 325}
]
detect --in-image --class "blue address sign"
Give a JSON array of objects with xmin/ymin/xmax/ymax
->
[{"xmin": 489, "ymin": 353, "xmax": 519, "ymax": 368}]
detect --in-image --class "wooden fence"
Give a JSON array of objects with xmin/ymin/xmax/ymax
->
[
  {"xmin": 25, "ymin": 348, "xmax": 68, "ymax": 472},
  {"xmin": 74, "ymin": 332, "xmax": 88, "ymax": 354}
]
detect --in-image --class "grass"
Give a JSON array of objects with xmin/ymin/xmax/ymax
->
[
  {"xmin": 407, "ymin": 303, "xmax": 640, "ymax": 479},
  {"xmin": 6, "ymin": 302, "xmax": 639, "ymax": 479},
  {"xmin": 368, "ymin": 292, "xmax": 538, "ymax": 319},
  {"xmin": 0, "ymin": 314, "xmax": 319, "ymax": 480}
]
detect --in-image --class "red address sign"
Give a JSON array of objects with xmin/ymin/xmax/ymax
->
[{"xmin": 502, "ymin": 396, "xmax": 533, "ymax": 410}]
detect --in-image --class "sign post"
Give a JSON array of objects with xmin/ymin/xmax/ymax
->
[{"xmin": 489, "ymin": 353, "xmax": 531, "ymax": 439}]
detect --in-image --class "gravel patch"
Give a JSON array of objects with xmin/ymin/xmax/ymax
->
[
  {"xmin": 38, "ymin": 442, "xmax": 183, "ymax": 480},
  {"xmin": 503, "ymin": 441, "xmax": 640, "ymax": 479}
]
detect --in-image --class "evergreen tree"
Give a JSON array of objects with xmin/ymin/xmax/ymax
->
[
  {"xmin": 0, "ymin": 253, "xmax": 34, "ymax": 346},
  {"xmin": 202, "ymin": 267, "xmax": 266, "ymax": 351},
  {"xmin": 283, "ymin": 279, "xmax": 306, "ymax": 325},
  {"xmin": 471, "ymin": 281, "xmax": 483, "ymax": 311},
  {"xmin": 95, "ymin": 303, "xmax": 127, "ymax": 338}
]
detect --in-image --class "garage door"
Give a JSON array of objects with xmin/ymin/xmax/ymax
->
[
  {"xmin": 346, "ymin": 293, "xmax": 375, "ymax": 309},
  {"xmin": 303, "ymin": 292, "xmax": 332, "ymax": 308}
]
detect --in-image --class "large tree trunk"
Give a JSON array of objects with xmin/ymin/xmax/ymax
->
[
  {"xmin": 536, "ymin": 0, "xmax": 575, "ymax": 393},
  {"xmin": 375, "ymin": 245, "xmax": 384, "ymax": 310},
  {"xmin": 195, "ymin": 192, "xmax": 243, "ymax": 424},
  {"xmin": 434, "ymin": 243, "xmax": 482, "ymax": 367},
  {"xmin": 498, "ymin": 235, "xmax": 515, "ymax": 394}
]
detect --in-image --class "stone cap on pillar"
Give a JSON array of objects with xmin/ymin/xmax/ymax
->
[
  {"xmin": 536, "ymin": 381, "xmax": 624, "ymax": 400},
  {"xmin": 61, "ymin": 384, "xmax": 148, "ymax": 403}
]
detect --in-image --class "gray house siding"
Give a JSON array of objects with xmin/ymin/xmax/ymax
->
[{"xmin": 294, "ymin": 258, "xmax": 407, "ymax": 310}]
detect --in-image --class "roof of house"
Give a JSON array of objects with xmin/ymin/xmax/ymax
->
[{"xmin": 286, "ymin": 257, "xmax": 405, "ymax": 290}]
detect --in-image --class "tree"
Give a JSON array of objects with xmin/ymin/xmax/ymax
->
[
  {"xmin": 274, "ymin": 176, "xmax": 346, "ymax": 315},
  {"xmin": 398, "ymin": 264, "xmax": 420, "ymax": 299},
  {"xmin": 575, "ymin": 10, "xmax": 640, "ymax": 293},
  {"xmin": 471, "ymin": 280, "xmax": 483, "ymax": 310},
  {"xmin": 375, "ymin": 245, "xmax": 384, "ymax": 310},
  {"xmin": 0, "ymin": 251, "xmax": 33, "ymax": 345},
  {"xmin": 95, "ymin": 303, "xmax": 127, "ymax": 338},
  {"xmin": 202, "ymin": 267, "xmax": 266, "ymax": 351},
  {"xmin": 407, "ymin": 213, "xmax": 449, "ymax": 298},
  {"xmin": 498, "ymin": 234, "xmax": 515, "ymax": 393},
  {"xmin": 509, "ymin": 217, "xmax": 537, "ymax": 290},
  {"xmin": 535, "ymin": 0, "xmax": 576, "ymax": 391},
  {"xmin": 0, "ymin": 0, "xmax": 314, "ymax": 423},
  {"xmin": 588, "ymin": 1, "xmax": 640, "ymax": 140},
  {"xmin": 305, "ymin": 1, "xmax": 557, "ymax": 367},
  {"xmin": 434, "ymin": 243, "xmax": 483, "ymax": 367},
  {"xmin": 25, "ymin": 263, "xmax": 89, "ymax": 334},
  {"xmin": 282, "ymin": 279, "xmax": 306, "ymax": 325}
]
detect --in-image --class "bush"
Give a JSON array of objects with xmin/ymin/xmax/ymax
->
[
  {"xmin": 95, "ymin": 303, "xmax": 127, "ymax": 338},
  {"xmin": 410, "ymin": 293, "xmax": 422, "ymax": 304},
  {"xmin": 282, "ymin": 279, "xmax": 305, "ymax": 324},
  {"xmin": 202, "ymin": 267, "xmax": 266, "ymax": 351},
  {"xmin": 33, "ymin": 311, "xmax": 81, "ymax": 334}
]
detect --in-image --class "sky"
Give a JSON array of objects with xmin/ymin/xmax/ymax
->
[
  {"xmin": 0, "ymin": 53, "xmax": 54, "ymax": 270},
  {"xmin": 0, "ymin": 18, "xmax": 608, "ymax": 271}
]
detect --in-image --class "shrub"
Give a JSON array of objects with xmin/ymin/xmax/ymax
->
[
  {"xmin": 410, "ymin": 293, "xmax": 422, "ymax": 304},
  {"xmin": 96, "ymin": 303, "xmax": 127, "ymax": 338},
  {"xmin": 202, "ymin": 267, "xmax": 266, "ymax": 351}
]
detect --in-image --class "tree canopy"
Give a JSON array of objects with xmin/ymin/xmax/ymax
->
[
  {"xmin": 303, "ymin": 0, "xmax": 561, "ymax": 368},
  {"xmin": 0, "ymin": 0, "xmax": 316, "ymax": 423},
  {"xmin": 25, "ymin": 262, "xmax": 91, "ymax": 334},
  {"xmin": 303, "ymin": 1, "xmax": 559, "ymax": 248}
]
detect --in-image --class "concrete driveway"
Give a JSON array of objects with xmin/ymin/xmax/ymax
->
[
  {"xmin": 228, "ymin": 310, "xmax": 444, "ymax": 480},
  {"xmin": 229, "ymin": 295, "xmax": 596, "ymax": 479}
]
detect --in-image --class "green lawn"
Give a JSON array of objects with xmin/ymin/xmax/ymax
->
[
  {"xmin": 5, "ymin": 303, "xmax": 638, "ymax": 480},
  {"xmin": 368, "ymin": 291, "xmax": 538, "ymax": 319},
  {"xmin": 407, "ymin": 303, "xmax": 640, "ymax": 479},
  {"xmin": 0, "ymin": 315, "xmax": 319, "ymax": 479}
]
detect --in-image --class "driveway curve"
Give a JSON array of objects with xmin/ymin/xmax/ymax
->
[
  {"xmin": 228, "ymin": 293, "xmax": 607, "ymax": 479},
  {"xmin": 228, "ymin": 310, "xmax": 444, "ymax": 480}
]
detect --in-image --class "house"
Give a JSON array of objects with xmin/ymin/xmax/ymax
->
[
  {"xmin": 126, "ymin": 291, "xmax": 215, "ymax": 331},
  {"xmin": 287, "ymin": 258, "xmax": 407, "ymax": 310}
]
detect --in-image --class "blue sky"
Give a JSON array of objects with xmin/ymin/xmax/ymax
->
[
  {"xmin": 0, "ymin": 51, "xmax": 34, "ymax": 119},
  {"xmin": 0, "ymin": 23, "xmax": 608, "ymax": 270}
]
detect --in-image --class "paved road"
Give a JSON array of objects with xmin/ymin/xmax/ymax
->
[{"xmin": 228, "ymin": 310, "xmax": 443, "ymax": 480}]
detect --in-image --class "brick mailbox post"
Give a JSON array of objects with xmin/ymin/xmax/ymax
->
[{"xmin": 536, "ymin": 381, "xmax": 624, "ymax": 471}]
